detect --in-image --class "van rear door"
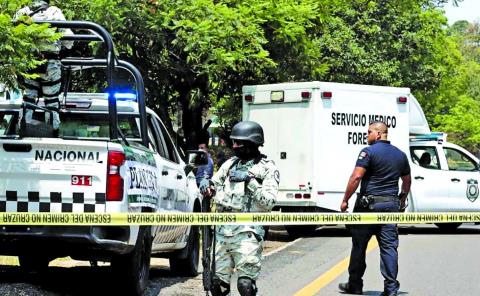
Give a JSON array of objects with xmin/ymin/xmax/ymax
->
[{"xmin": 242, "ymin": 86, "xmax": 314, "ymax": 192}]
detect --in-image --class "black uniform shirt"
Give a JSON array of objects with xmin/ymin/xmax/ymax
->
[{"xmin": 355, "ymin": 140, "xmax": 410, "ymax": 197}]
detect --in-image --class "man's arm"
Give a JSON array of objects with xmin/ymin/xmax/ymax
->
[
  {"xmin": 246, "ymin": 162, "xmax": 279, "ymax": 211},
  {"xmin": 201, "ymin": 158, "xmax": 231, "ymax": 198},
  {"xmin": 399, "ymin": 174, "xmax": 411, "ymax": 210},
  {"xmin": 340, "ymin": 167, "xmax": 366, "ymax": 212}
]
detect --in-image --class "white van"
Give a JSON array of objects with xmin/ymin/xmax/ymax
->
[{"xmin": 242, "ymin": 82, "xmax": 480, "ymax": 236}]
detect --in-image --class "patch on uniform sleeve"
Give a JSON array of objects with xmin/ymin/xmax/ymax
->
[
  {"xmin": 358, "ymin": 151, "xmax": 368, "ymax": 160},
  {"xmin": 274, "ymin": 170, "xmax": 280, "ymax": 184}
]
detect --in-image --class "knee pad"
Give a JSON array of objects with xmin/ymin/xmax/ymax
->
[
  {"xmin": 212, "ymin": 278, "xmax": 230, "ymax": 296},
  {"xmin": 237, "ymin": 277, "xmax": 257, "ymax": 296}
]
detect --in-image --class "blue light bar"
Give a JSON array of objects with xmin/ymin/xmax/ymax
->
[
  {"xmin": 114, "ymin": 92, "xmax": 137, "ymax": 101},
  {"xmin": 410, "ymin": 132, "xmax": 447, "ymax": 142}
]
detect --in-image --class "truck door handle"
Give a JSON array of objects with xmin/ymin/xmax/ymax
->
[
  {"xmin": 176, "ymin": 174, "xmax": 183, "ymax": 180},
  {"xmin": 162, "ymin": 170, "xmax": 169, "ymax": 176},
  {"xmin": 414, "ymin": 176, "xmax": 424, "ymax": 180},
  {"xmin": 451, "ymin": 178, "xmax": 460, "ymax": 182},
  {"xmin": 3, "ymin": 143, "xmax": 32, "ymax": 152}
]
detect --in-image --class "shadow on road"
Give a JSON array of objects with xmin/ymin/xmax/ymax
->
[
  {"xmin": 0, "ymin": 263, "xmax": 198, "ymax": 296},
  {"xmin": 267, "ymin": 223, "xmax": 480, "ymax": 241},
  {"xmin": 399, "ymin": 224, "xmax": 480, "ymax": 235}
]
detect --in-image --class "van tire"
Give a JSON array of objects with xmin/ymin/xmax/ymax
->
[
  {"xmin": 18, "ymin": 255, "xmax": 50, "ymax": 271},
  {"xmin": 169, "ymin": 225, "xmax": 199, "ymax": 276},
  {"xmin": 111, "ymin": 227, "xmax": 152, "ymax": 296},
  {"xmin": 435, "ymin": 223, "xmax": 461, "ymax": 231},
  {"xmin": 285, "ymin": 225, "xmax": 317, "ymax": 238}
]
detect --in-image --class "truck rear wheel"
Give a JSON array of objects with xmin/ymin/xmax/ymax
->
[
  {"xmin": 435, "ymin": 223, "xmax": 462, "ymax": 231},
  {"xmin": 285, "ymin": 225, "xmax": 317, "ymax": 238},
  {"xmin": 111, "ymin": 227, "xmax": 152, "ymax": 296},
  {"xmin": 169, "ymin": 225, "xmax": 200, "ymax": 276}
]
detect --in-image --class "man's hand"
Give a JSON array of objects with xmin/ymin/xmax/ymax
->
[
  {"xmin": 229, "ymin": 170, "xmax": 251, "ymax": 183},
  {"xmin": 398, "ymin": 192, "xmax": 408, "ymax": 212},
  {"xmin": 199, "ymin": 179, "xmax": 213, "ymax": 198},
  {"xmin": 399, "ymin": 198, "xmax": 407, "ymax": 212},
  {"xmin": 340, "ymin": 200, "xmax": 349, "ymax": 212}
]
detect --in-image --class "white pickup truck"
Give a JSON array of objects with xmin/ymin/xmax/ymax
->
[
  {"xmin": 242, "ymin": 81, "xmax": 480, "ymax": 236},
  {"xmin": 0, "ymin": 21, "xmax": 203, "ymax": 296}
]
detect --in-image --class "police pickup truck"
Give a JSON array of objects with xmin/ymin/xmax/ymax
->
[
  {"xmin": 0, "ymin": 21, "xmax": 203, "ymax": 296},
  {"xmin": 242, "ymin": 81, "xmax": 480, "ymax": 236}
]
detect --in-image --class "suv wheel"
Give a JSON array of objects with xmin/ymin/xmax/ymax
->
[
  {"xmin": 111, "ymin": 227, "xmax": 152, "ymax": 296},
  {"xmin": 169, "ymin": 225, "xmax": 199, "ymax": 276}
]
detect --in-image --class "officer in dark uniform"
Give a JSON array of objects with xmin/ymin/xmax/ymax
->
[{"xmin": 339, "ymin": 121, "xmax": 411, "ymax": 296}]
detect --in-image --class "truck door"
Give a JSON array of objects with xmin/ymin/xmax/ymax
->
[
  {"xmin": 409, "ymin": 146, "xmax": 451, "ymax": 211},
  {"xmin": 442, "ymin": 147, "xmax": 480, "ymax": 211},
  {"xmin": 148, "ymin": 116, "xmax": 188, "ymax": 244}
]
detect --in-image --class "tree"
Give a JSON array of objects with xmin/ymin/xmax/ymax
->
[
  {"xmin": 0, "ymin": 1, "xmax": 60, "ymax": 87},
  {"xmin": 435, "ymin": 96, "xmax": 480, "ymax": 154}
]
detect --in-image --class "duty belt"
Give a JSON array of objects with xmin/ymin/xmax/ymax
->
[{"xmin": 367, "ymin": 195, "xmax": 398, "ymax": 203}]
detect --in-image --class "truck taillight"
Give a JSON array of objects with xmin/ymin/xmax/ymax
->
[
  {"xmin": 301, "ymin": 91, "xmax": 311, "ymax": 100},
  {"xmin": 397, "ymin": 96, "xmax": 407, "ymax": 104},
  {"xmin": 106, "ymin": 151, "xmax": 125, "ymax": 201},
  {"xmin": 321, "ymin": 91, "xmax": 332, "ymax": 99}
]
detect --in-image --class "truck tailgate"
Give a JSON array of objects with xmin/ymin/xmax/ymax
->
[{"xmin": 0, "ymin": 139, "xmax": 108, "ymax": 213}]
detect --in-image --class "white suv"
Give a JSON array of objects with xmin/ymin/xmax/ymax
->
[{"xmin": 409, "ymin": 136, "xmax": 480, "ymax": 229}]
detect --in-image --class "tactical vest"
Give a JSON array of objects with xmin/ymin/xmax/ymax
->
[{"xmin": 214, "ymin": 154, "xmax": 266, "ymax": 213}]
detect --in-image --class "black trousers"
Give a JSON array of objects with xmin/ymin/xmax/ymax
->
[{"xmin": 348, "ymin": 200, "xmax": 400, "ymax": 294}]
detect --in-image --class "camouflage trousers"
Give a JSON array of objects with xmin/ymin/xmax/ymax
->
[
  {"xmin": 215, "ymin": 231, "xmax": 263, "ymax": 284},
  {"xmin": 20, "ymin": 59, "xmax": 62, "ymax": 130}
]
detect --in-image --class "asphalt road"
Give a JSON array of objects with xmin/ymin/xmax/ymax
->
[
  {"xmin": 0, "ymin": 224, "xmax": 479, "ymax": 295},
  {"xmin": 257, "ymin": 223, "xmax": 480, "ymax": 296}
]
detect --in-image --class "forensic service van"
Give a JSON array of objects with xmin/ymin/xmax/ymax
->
[
  {"xmin": 0, "ymin": 21, "xmax": 203, "ymax": 296},
  {"xmin": 242, "ymin": 81, "xmax": 480, "ymax": 236}
]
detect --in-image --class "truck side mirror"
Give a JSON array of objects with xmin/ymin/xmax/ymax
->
[{"xmin": 185, "ymin": 150, "xmax": 208, "ymax": 175}]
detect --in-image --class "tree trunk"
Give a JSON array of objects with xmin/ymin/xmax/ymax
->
[{"xmin": 181, "ymin": 96, "xmax": 205, "ymax": 150}]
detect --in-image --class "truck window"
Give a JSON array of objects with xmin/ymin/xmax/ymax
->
[
  {"xmin": 443, "ymin": 148, "xmax": 478, "ymax": 172},
  {"xmin": 152, "ymin": 117, "xmax": 179, "ymax": 164},
  {"xmin": 60, "ymin": 113, "xmax": 141, "ymax": 139},
  {"xmin": 147, "ymin": 116, "xmax": 167, "ymax": 158},
  {"xmin": 0, "ymin": 111, "xmax": 144, "ymax": 142},
  {"xmin": 0, "ymin": 112, "xmax": 15, "ymax": 135},
  {"xmin": 410, "ymin": 147, "xmax": 440, "ymax": 170}
]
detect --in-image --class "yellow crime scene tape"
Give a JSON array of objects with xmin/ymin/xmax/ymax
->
[{"xmin": 1, "ymin": 212, "xmax": 480, "ymax": 226}]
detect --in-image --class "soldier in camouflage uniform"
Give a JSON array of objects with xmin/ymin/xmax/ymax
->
[
  {"xmin": 200, "ymin": 121, "xmax": 279, "ymax": 296},
  {"xmin": 14, "ymin": 0, "xmax": 73, "ymax": 132}
]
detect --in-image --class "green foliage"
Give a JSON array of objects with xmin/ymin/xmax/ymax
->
[
  {"xmin": 0, "ymin": 0, "xmax": 477, "ymax": 151},
  {"xmin": 0, "ymin": 6, "xmax": 60, "ymax": 87},
  {"xmin": 434, "ymin": 96, "xmax": 480, "ymax": 153}
]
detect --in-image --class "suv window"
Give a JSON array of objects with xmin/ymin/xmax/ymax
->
[
  {"xmin": 147, "ymin": 116, "xmax": 167, "ymax": 158},
  {"xmin": 410, "ymin": 147, "xmax": 441, "ymax": 170},
  {"xmin": 443, "ymin": 148, "xmax": 478, "ymax": 172},
  {"xmin": 152, "ymin": 117, "xmax": 179, "ymax": 163}
]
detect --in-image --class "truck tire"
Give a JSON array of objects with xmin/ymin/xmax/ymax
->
[
  {"xmin": 435, "ymin": 223, "xmax": 462, "ymax": 231},
  {"xmin": 18, "ymin": 255, "xmax": 50, "ymax": 271},
  {"xmin": 111, "ymin": 226, "xmax": 152, "ymax": 296},
  {"xmin": 285, "ymin": 225, "xmax": 317, "ymax": 238},
  {"xmin": 169, "ymin": 225, "xmax": 200, "ymax": 276}
]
